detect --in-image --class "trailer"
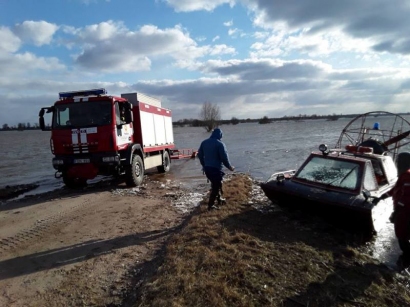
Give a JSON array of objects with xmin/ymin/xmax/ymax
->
[{"xmin": 170, "ymin": 149, "xmax": 198, "ymax": 160}]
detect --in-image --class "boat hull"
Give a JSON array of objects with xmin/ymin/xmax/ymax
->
[{"xmin": 260, "ymin": 177, "xmax": 392, "ymax": 234}]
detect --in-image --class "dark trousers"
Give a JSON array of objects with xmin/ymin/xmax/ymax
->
[{"xmin": 204, "ymin": 166, "xmax": 224, "ymax": 208}]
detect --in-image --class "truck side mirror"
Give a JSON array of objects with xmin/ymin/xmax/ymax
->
[
  {"xmin": 39, "ymin": 107, "xmax": 52, "ymax": 131},
  {"xmin": 39, "ymin": 117, "xmax": 45, "ymax": 130},
  {"xmin": 126, "ymin": 109, "xmax": 133, "ymax": 123},
  {"xmin": 126, "ymin": 102, "xmax": 133, "ymax": 111},
  {"xmin": 124, "ymin": 102, "xmax": 133, "ymax": 123}
]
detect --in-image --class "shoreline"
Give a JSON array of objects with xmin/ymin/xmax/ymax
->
[{"xmin": 0, "ymin": 183, "xmax": 40, "ymax": 201}]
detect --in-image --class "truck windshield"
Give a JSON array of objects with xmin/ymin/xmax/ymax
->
[
  {"xmin": 53, "ymin": 101, "xmax": 112, "ymax": 128},
  {"xmin": 295, "ymin": 156, "xmax": 360, "ymax": 190}
]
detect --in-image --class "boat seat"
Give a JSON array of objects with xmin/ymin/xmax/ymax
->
[
  {"xmin": 370, "ymin": 159, "xmax": 387, "ymax": 186},
  {"xmin": 358, "ymin": 139, "xmax": 387, "ymax": 155}
]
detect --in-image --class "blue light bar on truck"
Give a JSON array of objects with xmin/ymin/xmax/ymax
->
[{"xmin": 59, "ymin": 88, "xmax": 107, "ymax": 99}]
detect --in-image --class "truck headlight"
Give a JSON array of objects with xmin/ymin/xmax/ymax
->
[{"xmin": 53, "ymin": 159, "xmax": 64, "ymax": 165}]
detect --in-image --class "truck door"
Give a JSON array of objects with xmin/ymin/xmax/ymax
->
[{"xmin": 115, "ymin": 101, "xmax": 133, "ymax": 146}]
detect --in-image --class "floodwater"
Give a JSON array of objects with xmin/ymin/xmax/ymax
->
[{"xmin": 1, "ymin": 116, "xmax": 410, "ymax": 271}]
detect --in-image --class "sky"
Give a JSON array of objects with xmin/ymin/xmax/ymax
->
[{"xmin": 1, "ymin": 0, "xmax": 410, "ymax": 126}]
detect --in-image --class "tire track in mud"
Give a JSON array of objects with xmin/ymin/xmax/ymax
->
[{"xmin": 0, "ymin": 195, "xmax": 97, "ymax": 255}]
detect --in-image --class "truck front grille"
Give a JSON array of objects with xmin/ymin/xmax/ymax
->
[{"xmin": 63, "ymin": 142, "xmax": 99, "ymax": 154}]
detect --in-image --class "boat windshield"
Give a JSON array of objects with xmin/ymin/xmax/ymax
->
[
  {"xmin": 295, "ymin": 156, "xmax": 360, "ymax": 190},
  {"xmin": 53, "ymin": 101, "xmax": 112, "ymax": 128}
]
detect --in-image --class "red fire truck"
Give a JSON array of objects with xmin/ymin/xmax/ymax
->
[{"xmin": 39, "ymin": 88, "xmax": 175, "ymax": 188}]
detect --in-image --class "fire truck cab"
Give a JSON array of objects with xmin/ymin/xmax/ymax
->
[{"xmin": 39, "ymin": 88, "xmax": 174, "ymax": 188}]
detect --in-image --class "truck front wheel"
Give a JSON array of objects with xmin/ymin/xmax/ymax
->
[
  {"xmin": 157, "ymin": 151, "xmax": 171, "ymax": 173},
  {"xmin": 125, "ymin": 154, "xmax": 144, "ymax": 187}
]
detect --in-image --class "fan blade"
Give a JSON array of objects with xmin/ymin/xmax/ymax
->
[{"xmin": 383, "ymin": 130, "xmax": 410, "ymax": 147}]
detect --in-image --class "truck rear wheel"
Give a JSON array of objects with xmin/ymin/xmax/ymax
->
[
  {"xmin": 157, "ymin": 151, "xmax": 171, "ymax": 173},
  {"xmin": 125, "ymin": 154, "xmax": 144, "ymax": 187}
]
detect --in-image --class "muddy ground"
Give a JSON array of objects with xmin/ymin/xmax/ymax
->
[
  {"xmin": 1, "ymin": 173, "xmax": 410, "ymax": 306},
  {"xmin": 0, "ymin": 173, "xmax": 208, "ymax": 307}
]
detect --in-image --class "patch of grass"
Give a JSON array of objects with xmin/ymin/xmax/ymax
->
[{"xmin": 134, "ymin": 174, "xmax": 410, "ymax": 307}]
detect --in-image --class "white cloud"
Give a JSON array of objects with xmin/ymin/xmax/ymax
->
[
  {"xmin": 209, "ymin": 44, "xmax": 236, "ymax": 56},
  {"xmin": 0, "ymin": 24, "xmax": 65, "ymax": 87},
  {"xmin": 3, "ymin": 1, "xmax": 410, "ymax": 126},
  {"xmin": 78, "ymin": 20, "xmax": 126, "ymax": 42},
  {"xmin": 80, "ymin": 0, "xmax": 111, "ymax": 4},
  {"xmin": 1, "ymin": 59, "xmax": 409, "ymax": 125},
  {"xmin": 228, "ymin": 28, "xmax": 238, "ymax": 36},
  {"xmin": 0, "ymin": 27, "xmax": 21, "ymax": 53},
  {"xmin": 0, "ymin": 52, "xmax": 65, "ymax": 76},
  {"xmin": 201, "ymin": 58, "xmax": 331, "ymax": 80},
  {"xmin": 127, "ymin": 57, "xmax": 410, "ymax": 120},
  {"xmin": 253, "ymin": 31, "xmax": 269, "ymax": 40},
  {"xmin": 243, "ymin": 0, "xmax": 410, "ymax": 55},
  {"xmin": 13, "ymin": 21, "xmax": 59, "ymax": 46},
  {"xmin": 73, "ymin": 23, "xmax": 235, "ymax": 72},
  {"xmin": 164, "ymin": 0, "xmax": 235, "ymax": 12},
  {"xmin": 74, "ymin": 24, "xmax": 197, "ymax": 71},
  {"xmin": 249, "ymin": 25, "xmax": 377, "ymax": 59}
]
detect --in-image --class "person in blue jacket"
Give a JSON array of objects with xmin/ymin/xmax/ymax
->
[{"xmin": 198, "ymin": 128, "xmax": 235, "ymax": 210}]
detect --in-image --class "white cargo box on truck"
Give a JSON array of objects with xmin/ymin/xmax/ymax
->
[
  {"xmin": 139, "ymin": 103, "xmax": 174, "ymax": 149},
  {"xmin": 121, "ymin": 92, "xmax": 161, "ymax": 108},
  {"xmin": 121, "ymin": 93, "xmax": 174, "ymax": 151}
]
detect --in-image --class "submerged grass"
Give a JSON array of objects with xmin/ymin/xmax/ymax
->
[{"xmin": 134, "ymin": 174, "xmax": 410, "ymax": 307}]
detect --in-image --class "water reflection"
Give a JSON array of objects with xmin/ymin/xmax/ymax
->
[{"xmin": 364, "ymin": 220, "xmax": 403, "ymax": 270}]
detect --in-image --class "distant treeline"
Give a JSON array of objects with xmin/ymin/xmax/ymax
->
[
  {"xmin": 1, "ymin": 122, "xmax": 40, "ymax": 131},
  {"xmin": 173, "ymin": 112, "xmax": 410, "ymax": 127}
]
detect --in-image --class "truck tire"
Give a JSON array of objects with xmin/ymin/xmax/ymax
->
[
  {"xmin": 125, "ymin": 154, "xmax": 144, "ymax": 187},
  {"xmin": 157, "ymin": 151, "xmax": 171, "ymax": 173}
]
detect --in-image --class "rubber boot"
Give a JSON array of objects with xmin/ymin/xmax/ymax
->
[
  {"xmin": 208, "ymin": 194, "xmax": 218, "ymax": 211},
  {"xmin": 217, "ymin": 193, "xmax": 226, "ymax": 206}
]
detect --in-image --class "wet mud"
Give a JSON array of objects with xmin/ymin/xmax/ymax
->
[{"xmin": 0, "ymin": 184, "xmax": 39, "ymax": 200}]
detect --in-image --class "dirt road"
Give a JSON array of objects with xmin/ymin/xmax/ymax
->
[{"xmin": 0, "ymin": 175, "xmax": 207, "ymax": 306}]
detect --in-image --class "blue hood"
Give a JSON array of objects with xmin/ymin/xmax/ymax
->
[
  {"xmin": 198, "ymin": 127, "xmax": 232, "ymax": 170},
  {"xmin": 210, "ymin": 128, "xmax": 222, "ymax": 140}
]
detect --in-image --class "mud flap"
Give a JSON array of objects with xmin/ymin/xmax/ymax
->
[{"xmin": 67, "ymin": 163, "xmax": 99, "ymax": 180}]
